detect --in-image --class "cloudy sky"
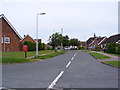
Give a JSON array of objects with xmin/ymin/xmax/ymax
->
[{"xmin": 0, "ymin": 0, "xmax": 119, "ymax": 43}]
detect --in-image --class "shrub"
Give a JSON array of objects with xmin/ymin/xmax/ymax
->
[
  {"xmin": 106, "ymin": 43, "xmax": 116, "ymax": 53},
  {"xmin": 24, "ymin": 41, "xmax": 35, "ymax": 51},
  {"xmin": 115, "ymin": 46, "xmax": 120, "ymax": 54}
]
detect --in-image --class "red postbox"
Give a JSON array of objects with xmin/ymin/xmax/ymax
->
[
  {"xmin": 23, "ymin": 45, "xmax": 28, "ymax": 52},
  {"xmin": 23, "ymin": 45, "xmax": 28, "ymax": 58}
]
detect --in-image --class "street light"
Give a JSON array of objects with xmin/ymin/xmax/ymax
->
[{"xmin": 36, "ymin": 13, "xmax": 46, "ymax": 56}]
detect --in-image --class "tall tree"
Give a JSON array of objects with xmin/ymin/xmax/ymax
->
[
  {"xmin": 70, "ymin": 38, "xmax": 80, "ymax": 46},
  {"xmin": 48, "ymin": 33, "xmax": 62, "ymax": 48}
]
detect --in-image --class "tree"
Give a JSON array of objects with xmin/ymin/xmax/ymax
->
[
  {"xmin": 62, "ymin": 35, "xmax": 70, "ymax": 47},
  {"xmin": 106, "ymin": 42, "xmax": 116, "ymax": 53},
  {"xmin": 48, "ymin": 33, "xmax": 63, "ymax": 48},
  {"xmin": 70, "ymin": 38, "xmax": 80, "ymax": 46}
]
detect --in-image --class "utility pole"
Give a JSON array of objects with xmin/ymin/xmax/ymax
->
[{"xmin": 61, "ymin": 28, "xmax": 63, "ymax": 50}]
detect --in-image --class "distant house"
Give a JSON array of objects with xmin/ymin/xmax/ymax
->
[
  {"xmin": 86, "ymin": 34, "xmax": 107, "ymax": 48},
  {"xmin": 0, "ymin": 14, "xmax": 22, "ymax": 52},
  {"xmin": 102, "ymin": 34, "xmax": 120, "ymax": 45},
  {"xmin": 21, "ymin": 35, "xmax": 36, "ymax": 44},
  {"xmin": 35, "ymin": 39, "xmax": 42, "ymax": 43},
  {"xmin": 80, "ymin": 41, "xmax": 86, "ymax": 47}
]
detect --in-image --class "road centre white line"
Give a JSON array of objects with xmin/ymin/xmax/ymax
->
[
  {"xmin": 71, "ymin": 57, "xmax": 74, "ymax": 60},
  {"xmin": 74, "ymin": 53, "xmax": 77, "ymax": 56},
  {"xmin": 48, "ymin": 71, "xmax": 64, "ymax": 89},
  {"xmin": 66, "ymin": 61, "xmax": 72, "ymax": 67}
]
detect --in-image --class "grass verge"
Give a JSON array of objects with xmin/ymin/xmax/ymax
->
[
  {"xmin": 2, "ymin": 50, "xmax": 54, "ymax": 64},
  {"xmin": 2, "ymin": 58, "xmax": 38, "ymax": 64},
  {"xmin": 103, "ymin": 61, "xmax": 120, "ymax": 68},
  {"xmin": 89, "ymin": 52, "xmax": 111, "ymax": 59},
  {"xmin": 34, "ymin": 50, "xmax": 67, "ymax": 59}
]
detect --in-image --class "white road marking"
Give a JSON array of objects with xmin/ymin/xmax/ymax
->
[
  {"xmin": 71, "ymin": 57, "xmax": 74, "ymax": 60},
  {"xmin": 66, "ymin": 61, "xmax": 72, "ymax": 67},
  {"xmin": 74, "ymin": 53, "xmax": 77, "ymax": 56},
  {"xmin": 48, "ymin": 71, "xmax": 64, "ymax": 89}
]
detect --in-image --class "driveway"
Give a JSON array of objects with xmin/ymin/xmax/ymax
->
[{"xmin": 2, "ymin": 50, "xmax": 119, "ymax": 89}]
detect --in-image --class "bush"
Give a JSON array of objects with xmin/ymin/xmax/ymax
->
[
  {"xmin": 94, "ymin": 47, "xmax": 101, "ymax": 51},
  {"xmin": 38, "ymin": 43, "xmax": 46, "ymax": 50},
  {"xmin": 24, "ymin": 41, "xmax": 35, "ymax": 51},
  {"xmin": 106, "ymin": 43, "xmax": 116, "ymax": 53},
  {"xmin": 115, "ymin": 46, "xmax": 120, "ymax": 54}
]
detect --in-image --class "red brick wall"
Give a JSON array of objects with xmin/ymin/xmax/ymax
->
[{"xmin": 2, "ymin": 18, "xmax": 21, "ymax": 52}]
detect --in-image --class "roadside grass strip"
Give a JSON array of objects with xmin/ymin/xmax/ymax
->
[
  {"xmin": 34, "ymin": 50, "xmax": 67, "ymax": 59},
  {"xmin": 2, "ymin": 58, "xmax": 37, "ymax": 64},
  {"xmin": 89, "ymin": 52, "xmax": 111, "ymax": 59},
  {"xmin": 2, "ymin": 50, "xmax": 54, "ymax": 64},
  {"xmin": 103, "ymin": 61, "xmax": 120, "ymax": 68}
]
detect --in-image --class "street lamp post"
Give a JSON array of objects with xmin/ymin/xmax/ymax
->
[
  {"xmin": 36, "ymin": 13, "xmax": 45, "ymax": 56},
  {"xmin": 61, "ymin": 28, "xmax": 63, "ymax": 50}
]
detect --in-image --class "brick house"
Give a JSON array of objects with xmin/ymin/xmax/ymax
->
[
  {"xmin": 101, "ymin": 33, "xmax": 120, "ymax": 45},
  {"xmin": 86, "ymin": 34, "xmax": 107, "ymax": 49},
  {"xmin": 0, "ymin": 14, "xmax": 22, "ymax": 52},
  {"xmin": 21, "ymin": 35, "xmax": 36, "ymax": 44}
]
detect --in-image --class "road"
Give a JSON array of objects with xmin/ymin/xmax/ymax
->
[{"xmin": 2, "ymin": 50, "xmax": 119, "ymax": 89}]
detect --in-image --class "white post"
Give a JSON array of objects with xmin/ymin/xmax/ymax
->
[
  {"xmin": 36, "ymin": 14, "xmax": 39, "ymax": 56},
  {"xmin": 3, "ymin": 35, "xmax": 5, "ymax": 52},
  {"xmin": 36, "ymin": 13, "xmax": 45, "ymax": 57},
  {"xmin": 61, "ymin": 28, "xmax": 63, "ymax": 50}
]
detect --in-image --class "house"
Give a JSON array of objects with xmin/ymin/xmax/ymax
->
[
  {"xmin": 101, "ymin": 33, "xmax": 120, "ymax": 45},
  {"xmin": 80, "ymin": 41, "xmax": 86, "ymax": 47},
  {"xmin": 35, "ymin": 39, "xmax": 41, "ymax": 43},
  {"xmin": 0, "ymin": 14, "xmax": 22, "ymax": 52},
  {"xmin": 21, "ymin": 35, "xmax": 36, "ymax": 44},
  {"xmin": 86, "ymin": 34, "xmax": 107, "ymax": 49}
]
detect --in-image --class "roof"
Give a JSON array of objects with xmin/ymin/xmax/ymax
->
[
  {"xmin": 90, "ymin": 37, "xmax": 106, "ymax": 45},
  {"xmin": 20, "ymin": 35, "xmax": 36, "ymax": 42},
  {"xmin": 86, "ymin": 37, "xmax": 95, "ymax": 45},
  {"xmin": 102, "ymin": 34, "xmax": 120, "ymax": 44},
  {"xmin": 0, "ymin": 14, "xmax": 22, "ymax": 39}
]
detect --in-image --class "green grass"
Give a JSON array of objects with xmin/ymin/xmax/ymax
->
[
  {"xmin": 89, "ymin": 52, "xmax": 111, "ymax": 59},
  {"xmin": 2, "ymin": 50, "xmax": 54, "ymax": 64},
  {"xmin": 35, "ymin": 50, "xmax": 67, "ymax": 59},
  {"xmin": 103, "ymin": 61, "xmax": 120, "ymax": 68},
  {"xmin": 82, "ymin": 50, "xmax": 90, "ymax": 52},
  {"xmin": 2, "ymin": 58, "xmax": 38, "ymax": 64}
]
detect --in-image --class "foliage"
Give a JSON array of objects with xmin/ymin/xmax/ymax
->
[
  {"xmin": 106, "ymin": 43, "xmax": 117, "ymax": 53},
  {"xmin": 62, "ymin": 35, "xmax": 70, "ymax": 47},
  {"xmin": 70, "ymin": 38, "xmax": 80, "ymax": 46},
  {"xmin": 48, "ymin": 33, "xmax": 70, "ymax": 48},
  {"xmin": 48, "ymin": 33, "xmax": 62, "ymax": 48},
  {"xmin": 93, "ymin": 46, "xmax": 101, "ymax": 51},
  {"xmin": 115, "ymin": 46, "xmax": 120, "ymax": 54},
  {"xmin": 24, "ymin": 41, "xmax": 35, "ymax": 51}
]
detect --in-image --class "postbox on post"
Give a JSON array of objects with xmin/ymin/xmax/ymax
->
[{"xmin": 23, "ymin": 45, "xmax": 28, "ymax": 58}]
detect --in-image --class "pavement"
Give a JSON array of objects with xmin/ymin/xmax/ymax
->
[{"xmin": 2, "ymin": 50, "xmax": 119, "ymax": 89}]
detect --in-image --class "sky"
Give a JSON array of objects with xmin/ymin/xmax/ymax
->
[{"xmin": 0, "ymin": 0, "xmax": 119, "ymax": 43}]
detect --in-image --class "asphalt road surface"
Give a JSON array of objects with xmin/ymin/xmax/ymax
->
[{"xmin": 2, "ymin": 50, "xmax": 119, "ymax": 89}]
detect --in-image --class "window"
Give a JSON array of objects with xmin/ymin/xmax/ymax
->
[{"xmin": 4, "ymin": 37, "xmax": 10, "ymax": 43}]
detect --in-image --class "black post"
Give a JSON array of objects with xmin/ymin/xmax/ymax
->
[{"xmin": 25, "ymin": 51, "xmax": 27, "ymax": 58}]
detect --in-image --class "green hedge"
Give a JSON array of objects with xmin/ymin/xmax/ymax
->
[
  {"xmin": 106, "ymin": 43, "xmax": 120, "ymax": 54},
  {"xmin": 24, "ymin": 41, "xmax": 35, "ymax": 51}
]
